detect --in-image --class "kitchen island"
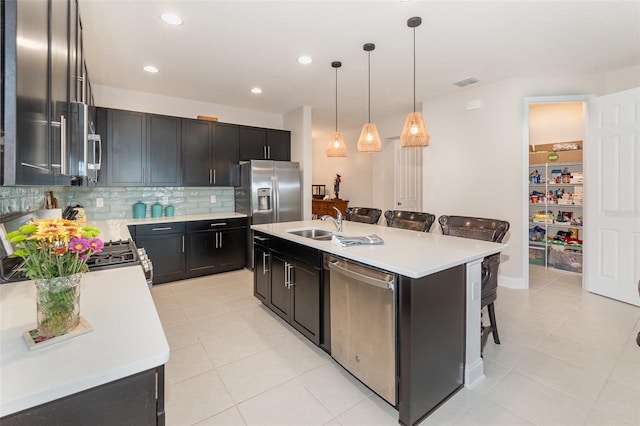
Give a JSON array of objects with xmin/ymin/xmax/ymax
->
[
  {"xmin": 0, "ymin": 266, "xmax": 169, "ymax": 424},
  {"xmin": 252, "ymin": 219, "xmax": 506, "ymax": 426}
]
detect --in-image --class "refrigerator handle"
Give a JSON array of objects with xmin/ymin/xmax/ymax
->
[{"xmin": 272, "ymin": 176, "xmax": 279, "ymax": 222}]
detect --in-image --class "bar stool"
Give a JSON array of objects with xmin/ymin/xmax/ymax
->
[
  {"xmin": 438, "ymin": 215, "xmax": 510, "ymax": 352},
  {"xmin": 383, "ymin": 210, "xmax": 435, "ymax": 232},
  {"xmin": 345, "ymin": 207, "xmax": 382, "ymax": 225}
]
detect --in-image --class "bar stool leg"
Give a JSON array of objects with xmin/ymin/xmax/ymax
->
[{"xmin": 487, "ymin": 302, "xmax": 500, "ymax": 344}]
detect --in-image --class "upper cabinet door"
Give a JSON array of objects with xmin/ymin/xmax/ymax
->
[
  {"xmin": 49, "ymin": 0, "xmax": 70, "ymax": 179},
  {"xmin": 182, "ymin": 119, "xmax": 212, "ymax": 186},
  {"xmin": 147, "ymin": 114, "xmax": 182, "ymax": 186},
  {"xmin": 239, "ymin": 126, "xmax": 267, "ymax": 160},
  {"xmin": 266, "ymin": 129, "xmax": 291, "ymax": 161},
  {"xmin": 107, "ymin": 109, "xmax": 146, "ymax": 186},
  {"xmin": 12, "ymin": 0, "xmax": 51, "ymax": 184},
  {"xmin": 213, "ymin": 123, "xmax": 239, "ymax": 186}
]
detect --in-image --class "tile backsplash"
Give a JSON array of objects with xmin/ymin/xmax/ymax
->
[{"xmin": 0, "ymin": 186, "xmax": 235, "ymax": 220}]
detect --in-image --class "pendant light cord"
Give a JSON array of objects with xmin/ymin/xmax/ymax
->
[
  {"xmin": 335, "ymin": 66, "xmax": 338, "ymax": 132},
  {"xmin": 412, "ymin": 26, "xmax": 416, "ymax": 114},
  {"xmin": 367, "ymin": 50, "xmax": 371, "ymax": 123}
]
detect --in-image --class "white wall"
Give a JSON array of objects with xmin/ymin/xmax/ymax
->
[
  {"xmin": 92, "ymin": 84, "xmax": 283, "ymax": 128},
  {"xmin": 529, "ymin": 103, "xmax": 584, "ymax": 146},
  {"xmin": 311, "ymin": 126, "xmax": 374, "ymax": 207},
  {"xmin": 285, "ymin": 106, "xmax": 313, "ymax": 219},
  {"xmin": 415, "ymin": 72, "xmax": 623, "ymax": 288}
]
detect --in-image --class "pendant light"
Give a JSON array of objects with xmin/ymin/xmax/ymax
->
[
  {"xmin": 357, "ymin": 43, "xmax": 381, "ymax": 153},
  {"xmin": 326, "ymin": 61, "xmax": 347, "ymax": 157},
  {"xmin": 400, "ymin": 16, "xmax": 430, "ymax": 147}
]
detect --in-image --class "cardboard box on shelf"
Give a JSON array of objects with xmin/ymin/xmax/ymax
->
[{"xmin": 529, "ymin": 140, "xmax": 583, "ymax": 165}]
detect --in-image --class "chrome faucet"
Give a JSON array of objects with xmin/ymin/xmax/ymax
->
[{"xmin": 321, "ymin": 207, "xmax": 343, "ymax": 233}]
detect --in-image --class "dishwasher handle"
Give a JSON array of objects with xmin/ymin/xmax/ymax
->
[{"xmin": 328, "ymin": 259, "xmax": 394, "ymax": 290}]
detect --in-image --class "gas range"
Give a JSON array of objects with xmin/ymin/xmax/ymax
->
[{"xmin": 1, "ymin": 239, "xmax": 153, "ymax": 286}]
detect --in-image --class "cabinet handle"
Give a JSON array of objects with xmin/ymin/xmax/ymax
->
[
  {"xmin": 209, "ymin": 169, "xmax": 213, "ymax": 184},
  {"xmin": 210, "ymin": 222, "xmax": 227, "ymax": 227},
  {"xmin": 60, "ymin": 115, "xmax": 67, "ymax": 174},
  {"xmin": 182, "ymin": 235, "xmax": 185, "ymax": 253},
  {"xmin": 263, "ymin": 146, "xmax": 267, "ymax": 159},
  {"xmin": 215, "ymin": 232, "xmax": 219, "ymax": 249},
  {"xmin": 287, "ymin": 264, "xmax": 294, "ymax": 289},
  {"xmin": 151, "ymin": 227, "xmax": 172, "ymax": 231},
  {"xmin": 254, "ymin": 236, "xmax": 269, "ymax": 242},
  {"xmin": 284, "ymin": 262, "xmax": 290, "ymax": 288},
  {"xmin": 213, "ymin": 169, "xmax": 216, "ymax": 184},
  {"xmin": 219, "ymin": 232, "xmax": 223, "ymax": 248},
  {"xmin": 267, "ymin": 145, "xmax": 271, "ymax": 159},
  {"xmin": 263, "ymin": 252, "xmax": 270, "ymax": 274}
]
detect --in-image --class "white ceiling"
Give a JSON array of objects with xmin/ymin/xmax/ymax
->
[{"xmin": 78, "ymin": 0, "xmax": 640, "ymax": 137}]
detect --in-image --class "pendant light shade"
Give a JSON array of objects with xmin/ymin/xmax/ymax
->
[
  {"xmin": 400, "ymin": 16, "xmax": 430, "ymax": 148},
  {"xmin": 326, "ymin": 61, "xmax": 347, "ymax": 157},
  {"xmin": 357, "ymin": 43, "xmax": 381, "ymax": 153}
]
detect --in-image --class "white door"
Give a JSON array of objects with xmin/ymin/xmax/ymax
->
[
  {"xmin": 394, "ymin": 141, "xmax": 422, "ymax": 212},
  {"xmin": 586, "ymin": 87, "xmax": 640, "ymax": 306}
]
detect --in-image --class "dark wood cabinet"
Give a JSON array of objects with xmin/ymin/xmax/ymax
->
[
  {"xmin": 185, "ymin": 218, "xmax": 247, "ymax": 278},
  {"xmin": 256, "ymin": 233, "xmax": 321, "ymax": 344},
  {"xmin": 213, "ymin": 123, "xmax": 239, "ymax": 186},
  {"xmin": 253, "ymin": 240, "xmax": 270, "ymax": 303},
  {"xmin": 183, "ymin": 119, "xmax": 239, "ymax": 186},
  {"xmin": 266, "ymin": 129, "xmax": 291, "ymax": 161},
  {"xmin": 106, "ymin": 109, "xmax": 181, "ymax": 186},
  {"xmin": 134, "ymin": 222, "xmax": 186, "ymax": 284},
  {"xmin": 147, "ymin": 114, "xmax": 182, "ymax": 186},
  {"xmin": 182, "ymin": 119, "xmax": 211, "ymax": 186},
  {"xmin": 2, "ymin": 0, "xmax": 90, "ymax": 186},
  {"xmin": 239, "ymin": 126, "xmax": 291, "ymax": 161},
  {"xmin": 132, "ymin": 219, "xmax": 246, "ymax": 284},
  {"xmin": 107, "ymin": 109, "xmax": 146, "ymax": 186}
]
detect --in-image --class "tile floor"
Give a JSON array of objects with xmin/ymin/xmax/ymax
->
[{"xmin": 150, "ymin": 266, "xmax": 640, "ymax": 426}]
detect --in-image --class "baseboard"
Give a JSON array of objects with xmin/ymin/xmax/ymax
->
[{"xmin": 498, "ymin": 274, "xmax": 527, "ymax": 289}]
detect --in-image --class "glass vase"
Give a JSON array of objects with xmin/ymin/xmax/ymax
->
[{"xmin": 35, "ymin": 273, "xmax": 82, "ymax": 337}]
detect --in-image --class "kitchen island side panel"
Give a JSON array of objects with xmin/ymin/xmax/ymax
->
[{"xmin": 398, "ymin": 265, "xmax": 466, "ymax": 426}]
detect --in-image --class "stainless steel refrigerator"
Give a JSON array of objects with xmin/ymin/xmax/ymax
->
[{"xmin": 235, "ymin": 160, "xmax": 302, "ymax": 268}]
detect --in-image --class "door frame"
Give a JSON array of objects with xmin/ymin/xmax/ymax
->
[{"xmin": 523, "ymin": 95, "xmax": 594, "ymax": 289}]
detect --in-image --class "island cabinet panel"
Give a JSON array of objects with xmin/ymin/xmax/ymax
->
[
  {"xmin": 185, "ymin": 218, "xmax": 247, "ymax": 278},
  {"xmin": 253, "ymin": 238, "xmax": 271, "ymax": 302},
  {"xmin": 1, "ymin": 367, "xmax": 164, "ymax": 426},
  {"xmin": 254, "ymin": 232, "xmax": 322, "ymax": 344},
  {"xmin": 397, "ymin": 265, "xmax": 466, "ymax": 426},
  {"xmin": 134, "ymin": 222, "xmax": 186, "ymax": 284}
]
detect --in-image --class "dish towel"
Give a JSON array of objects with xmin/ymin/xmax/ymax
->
[{"xmin": 331, "ymin": 234, "xmax": 384, "ymax": 247}]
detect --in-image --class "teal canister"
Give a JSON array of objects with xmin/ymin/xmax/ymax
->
[
  {"xmin": 133, "ymin": 201, "xmax": 146, "ymax": 219},
  {"xmin": 164, "ymin": 205, "xmax": 174, "ymax": 217},
  {"xmin": 151, "ymin": 202, "xmax": 163, "ymax": 218}
]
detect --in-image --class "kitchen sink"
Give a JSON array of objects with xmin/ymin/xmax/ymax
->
[{"xmin": 288, "ymin": 228, "xmax": 333, "ymax": 241}]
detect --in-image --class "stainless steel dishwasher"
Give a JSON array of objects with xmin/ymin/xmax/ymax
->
[{"xmin": 327, "ymin": 255, "xmax": 397, "ymax": 405}]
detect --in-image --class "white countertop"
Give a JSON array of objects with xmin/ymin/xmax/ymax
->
[
  {"xmin": 0, "ymin": 266, "xmax": 169, "ymax": 417},
  {"xmin": 253, "ymin": 220, "xmax": 506, "ymax": 278}
]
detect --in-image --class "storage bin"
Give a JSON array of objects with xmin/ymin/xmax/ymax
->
[
  {"xmin": 529, "ymin": 247, "xmax": 546, "ymax": 266},
  {"xmin": 548, "ymin": 246, "xmax": 582, "ymax": 273}
]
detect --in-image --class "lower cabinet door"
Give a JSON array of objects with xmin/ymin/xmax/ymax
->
[
  {"xmin": 291, "ymin": 261, "xmax": 321, "ymax": 344},
  {"xmin": 186, "ymin": 230, "xmax": 217, "ymax": 278},
  {"xmin": 136, "ymin": 233, "xmax": 185, "ymax": 284},
  {"xmin": 217, "ymin": 227, "xmax": 246, "ymax": 271},
  {"xmin": 269, "ymin": 253, "xmax": 291, "ymax": 322},
  {"xmin": 254, "ymin": 246, "xmax": 270, "ymax": 302}
]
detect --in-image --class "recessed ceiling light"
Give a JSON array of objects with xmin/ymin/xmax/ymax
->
[
  {"xmin": 297, "ymin": 55, "xmax": 312, "ymax": 65},
  {"xmin": 251, "ymin": 87, "xmax": 263, "ymax": 94},
  {"xmin": 143, "ymin": 65, "xmax": 159, "ymax": 73},
  {"xmin": 160, "ymin": 12, "xmax": 183, "ymax": 26}
]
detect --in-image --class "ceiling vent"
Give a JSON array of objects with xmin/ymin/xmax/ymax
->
[{"xmin": 454, "ymin": 77, "xmax": 479, "ymax": 88}]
